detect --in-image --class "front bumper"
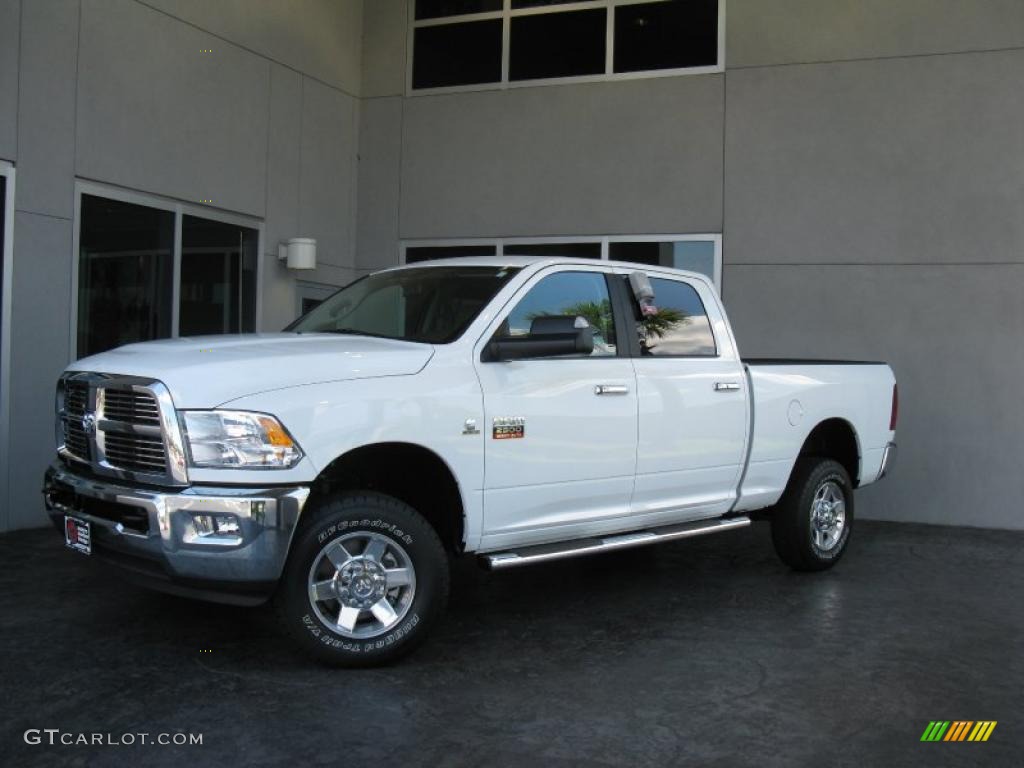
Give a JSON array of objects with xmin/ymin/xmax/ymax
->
[{"xmin": 43, "ymin": 463, "xmax": 309, "ymax": 605}]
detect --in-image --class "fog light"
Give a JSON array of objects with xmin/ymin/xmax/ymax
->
[{"xmin": 192, "ymin": 513, "xmax": 241, "ymax": 538}]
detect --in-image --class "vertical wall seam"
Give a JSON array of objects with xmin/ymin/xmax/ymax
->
[
  {"xmin": 720, "ymin": 67, "xmax": 727, "ymax": 301},
  {"xmin": 395, "ymin": 0, "xmax": 409, "ymax": 255},
  {"xmin": 13, "ymin": 0, "xmax": 22, "ymax": 160},
  {"xmin": 297, "ymin": 75, "xmax": 305, "ymax": 234},
  {"xmin": 263, "ymin": 63, "xmax": 271, "ymax": 224},
  {"xmin": 350, "ymin": 98, "xmax": 358, "ymax": 272}
]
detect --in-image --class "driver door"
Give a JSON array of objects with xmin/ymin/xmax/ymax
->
[{"xmin": 474, "ymin": 268, "xmax": 638, "ymax": 550}]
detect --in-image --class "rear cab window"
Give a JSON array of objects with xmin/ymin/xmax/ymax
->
[{"xmin": 629, "ymin": 276, "xmax": 718, "ymax": 357}]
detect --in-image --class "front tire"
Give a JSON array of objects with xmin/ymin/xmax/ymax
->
[
  {"xmin": 771, "ymin": 458, "xmax": 854, "ymax": 571},
  {"xmin": 276, "ymin": 492, "xmax": 449, "ymax": 666}
]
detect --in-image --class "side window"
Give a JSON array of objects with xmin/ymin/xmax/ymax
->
[
  {"xmin": 500, "ymin": 271, "xmax": 617, "ymax": 357},
  {"xmin": 638, "ymin": 277, "xmax": 717, "ymax": 357}
]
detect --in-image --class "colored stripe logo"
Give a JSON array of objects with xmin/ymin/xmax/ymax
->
[{"xmin": 920, "ymin": 721, "xmax": 997, "ymax": 742}]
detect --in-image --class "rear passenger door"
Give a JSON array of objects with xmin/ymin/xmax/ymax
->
[{"xmin": 625, "ymin": 273, "xmax": 749, "ymax": 522}]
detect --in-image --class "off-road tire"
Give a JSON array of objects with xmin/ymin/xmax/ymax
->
[
  {"xmin": 276, "ymin": 492, "xmax": 449, "ymax": 666},
  {"xmin": 771, "ymin": 457, "xmax": 854, "ymax": 572}
]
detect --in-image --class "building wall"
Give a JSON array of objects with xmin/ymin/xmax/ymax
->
[
  {"xmin": 356, "ymin": 1, "xmax": 1024, "ymax": 530},
  {"xmin": 3, "ymin": 1, "xmax": 1021, "ymax": 532},
  {"xmin": 1, "ymin": 0, "xmax": 363, "ymax": 530}
]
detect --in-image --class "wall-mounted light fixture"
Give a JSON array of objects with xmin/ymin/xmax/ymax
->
[{"xmin": 278, "ymin": 238, "xmax": 317, "ymax": 270}]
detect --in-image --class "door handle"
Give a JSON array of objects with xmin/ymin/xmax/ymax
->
[
  {"xmin": 594, "ymin": 384, "xmax": 630, "ymax": 396},
  {"xmin": 714, "ymin": 381, "xmax": 741, "ymax": 392}
]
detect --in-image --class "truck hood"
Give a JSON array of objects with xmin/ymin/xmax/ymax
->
[{"xmin": 68, "ymin": 333, "xmax": 435, "ymax": 407}]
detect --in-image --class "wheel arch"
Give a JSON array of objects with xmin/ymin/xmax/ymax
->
[
  {"xmin": 793, "ymin": 418, "xmax": 861, "ymax": 487},
  {"xmin": 304, "ymin": 442, "xmax": 466, "ymax": 553}
]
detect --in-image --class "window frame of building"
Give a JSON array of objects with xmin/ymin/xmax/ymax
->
[
  {"xmin": 70, "ymin": 181, "xmax": 264, "ymax": 360},
  {"xmin": 295, "ymin": 280, "xmax": 339, "ymax": 321},
  {"xmin": 400, "ymin": 234, "xmax": 723, "ymax": 289},
  {"xmin": 0, "ymin": 160, "xmax": 15, "ymax": 532},
  {"xmin": 407, "ymin": 0, "xmax": 726, "ymax": 96}
]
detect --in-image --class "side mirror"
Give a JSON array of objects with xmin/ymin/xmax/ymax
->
[{"xmin": 485, "ymin": 315, "xmax": 594, "ymax": 362}]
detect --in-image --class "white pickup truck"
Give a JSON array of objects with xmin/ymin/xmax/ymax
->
[{"xmin": 44, "ymin": 257, "xmax": 897, "ymax": 665}]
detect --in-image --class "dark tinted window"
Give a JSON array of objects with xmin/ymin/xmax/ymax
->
[
  {"xmin": 501, "ymin": 272, "xmax": 617, "ymax": 356},
  {"xmin": 179, "ymin": 215, "xmax": 257, "ymax": 337},
  {"xmin": 614, "ymin": 0, "xmax": 718, "ymax": 73},
  {"xmin": 510, "ymin": 9, "xmax": 607, "ymax": 81},
  {"xmin": 503, "ymin": 242, "xmax": 602, "ymax": 259},
  {"xmin": 637, "ymin": 277, "xmax": 716, "ymax": 357},
  {"xmin": 415, "ymin": 0, "xmax": 502, "ymax": 20},
  {"xmin": 413, "ymin": 20, "xmax": 503, "ymax": 89},
  {"xmin": 406, "ymin": 244, "xmax": 499, "ymax": 264},
  {"xmin": 290, "ymin": 266, "xmax": 520, "ymax": 344},
  {"xmin": 77, "ymin": 195, "xmax": 174, "ymax": 357}
]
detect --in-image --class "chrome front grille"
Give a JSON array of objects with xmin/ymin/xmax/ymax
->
[
  {"xmin": 101, "ymin": 389, "xmax": 161, "ymax": 426},
  {"xmin": 62, "ymin": 380, "xmax": 92, "ymax": 461},
  {"xmin": 102, "ymin": 430, "xmax": 167, "ymax": 474},
  {"xmin": 58, "ymin": 374, "xmax": 188, "ymax": 486}
]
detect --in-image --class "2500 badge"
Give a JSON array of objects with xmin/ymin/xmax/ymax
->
[{"xmin": 493, "ymin": 416, "xmax": 525, "ymax": 440}]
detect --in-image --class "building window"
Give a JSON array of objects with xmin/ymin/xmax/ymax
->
[
  {"xmin": 509, "ymin": 9, "xmax": 607, "ymax": 81},
  {"xmin": 75, "ymin": 187, "xmax": 261, "ymax": 358},
  {"xmin": 405, "ymin": 243, "xmax": 499, "ymax": 263},
  {"xmin": 409, "ymin": 0, "xmax": 723, "ymax": 93},
  {"xmin": 608, "ymin": 237, "xmax": 718, "ymax": 285},
  {"xmin": 412, "ymin": 19, "xmax": 503, "ymax": 89},
  {"xmin": 614, "ymin": 0, "xmax": 718, "ymax": 73},
  {"xmin": 179, "ymin": 215, "xmax": 257, "ymax": 337},
  {"xmin": 401, "ymin": 235, "xmax": 722, "ymax": 288}
]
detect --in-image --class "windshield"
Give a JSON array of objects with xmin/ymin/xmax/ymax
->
[{"xmin": 288, "ymin": 265, "xmax": 521, "ymax": 344}]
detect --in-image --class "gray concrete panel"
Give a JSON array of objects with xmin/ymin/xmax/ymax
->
[
  {"xmin": 725, "ymin": 49, "xmax": 1024, "ymax": 266},
  {"xmin": 76, "ymin": 0, "xmax": 270, "ymax": 217},
  {"xmin": 724, "ymin": 262, "xmax": 1024, "ymax": 530},
  {"xmin": 729, "ymin": 0, "xmax": 1024, "ymax": 68},
  {"xmin": 356, "ymin": 97, "xmax": 402, "ymax": 271},
  {"xmin": 15, "ymin": 0, "xmax": 78, "ymax": 218},
  {"xmin": 8, "ymin": 211, "xmax": 72, "ymax": 528},
  {"xmin": 298, "ymin": 77, "xmax": 358, "ymax": 270},
  {"xmin": 400, "ymin": 75, "xmax": 725, "ymax": 238}
]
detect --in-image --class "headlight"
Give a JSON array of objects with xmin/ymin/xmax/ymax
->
[{"xmin": 180, "ymin": 411, "xmax": 303, "ymax": 469}]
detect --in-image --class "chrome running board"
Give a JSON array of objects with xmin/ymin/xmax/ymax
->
[{"xmin": 479, "ymin": 516, "xmax": 751, "ymax": 570}]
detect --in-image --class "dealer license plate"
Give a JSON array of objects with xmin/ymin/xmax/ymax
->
[{"xmin": 64, "ymin": 515, "xmax": 92, "ymax": 555}]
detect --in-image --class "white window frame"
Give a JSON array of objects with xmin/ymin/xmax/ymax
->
[
  {"xmin": 400, "ymin": 233, "xmax": 723, "ymax": 288},
  {"xmin": 407, "ymin": 0, "xmax": 726, "ymax": 96},
  {"xmin": 71, "ymin": 180, "xmax": 264, "ymax": 360},
  {"xmin": 0, "ymin": 160, "xmax": 15, "ymax": 532}
]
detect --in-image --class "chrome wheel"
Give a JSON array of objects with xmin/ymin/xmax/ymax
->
[
  {"xmin": 810, "ymin": 480, "xmax": 846, "ymax": 552},
  {"xmin": 308, "ymin": 532, "xmax": 417, "ymax": 639}
]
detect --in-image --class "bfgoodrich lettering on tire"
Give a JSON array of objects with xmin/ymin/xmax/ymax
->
[
  {"xmin": 771, "ymin": 457, "xmax": 854, "ymax": 572},
  {"xmin": 276, "ymin": 492, "xmax": 450, "ymax": 666}
]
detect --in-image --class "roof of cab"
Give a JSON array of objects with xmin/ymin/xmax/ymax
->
[{"xmin": 382, "ymin": 255, "xmax": 712, "ymax": 284}]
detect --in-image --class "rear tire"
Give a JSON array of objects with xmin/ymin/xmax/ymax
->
[
  {"xmin": 276, "ymin": 492, "xmax": 449, "ymax": 666},
  {"xmin": 771, "ymin": 457, "xmax": 853, "ymax": 571}
]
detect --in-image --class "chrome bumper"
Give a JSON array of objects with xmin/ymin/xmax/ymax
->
[
  {"xmin": 43, "ymin": 463, "xmax": 309, "ymax": 605},
  {"xmin": 877, "ymin": 442, "xmax": 897, "ymax": 481}
]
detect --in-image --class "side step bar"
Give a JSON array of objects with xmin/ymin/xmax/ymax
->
[{"xmin": 479, "ymin": 516, "xmax": 751, "ymax": 570}]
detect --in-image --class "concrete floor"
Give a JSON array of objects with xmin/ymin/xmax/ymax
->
[{"xmin": 1, "ymin": 520, "xmax": 1020, "ymax": 767}]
